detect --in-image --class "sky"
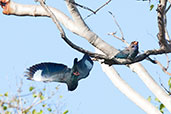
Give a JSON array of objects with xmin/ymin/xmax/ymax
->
[{"xmin": 0, "ymin": 0, "xmax": 171, "ymax": 114}]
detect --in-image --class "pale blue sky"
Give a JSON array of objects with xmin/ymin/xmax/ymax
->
[{"xmin": 0, "ymin": 0, "xmax": 171, "ymax": 114}]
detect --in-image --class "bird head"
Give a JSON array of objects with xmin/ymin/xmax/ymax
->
[
  {"xmin": 130, "ymin": 41, "xmax": 139, "ymax": 50},
  {"xmin": 67, "ymin": 78, "xmax": 78, "ymax": 91},
  {"xmin": 68, "ymin": 68, "xmax": 79, "ymax": 91},
  {"xmin": 71, "ymin": 58, "xmax": 80, "ymax": 76}
]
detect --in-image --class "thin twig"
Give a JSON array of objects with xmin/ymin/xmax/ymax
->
[
  {"xmin": 84, "ymin": 0, "xmax": 112, "ymax": 19},
  {"xmin": 165, "ymin": 54, "xmax": 170, "ymax": 69},
  {"xmin": 35, "ymin": 0, "xmax": 171, "ymax": 66},
  {"xmin": 22, "ymin": 90, "xmax": 58, "ymax": 113},
  {"xmin": 93, "ymin": 0, "xmax": 111, "ymax": 13},
  {"xmin": 36, "ymin": 0, "xmax": 110, "ymax": 60},
  {"xmin": 66, "ymin": 0, "xmax": 95, "ymax": 13},
  {"xmin": 165, "ymin": 4, "xmax": 171, "ymax": 13},
  {"xmin": 65, "ymin": 0, "xmax": 111, "ymax": 19},
  {"xmin": 108, "ymin": 32, "xmax": 129, "ymax": 46},
  {"xmin": 107, "ymin": 11, "xmax": 129, "ymax": 47},
  {"xmin": 36, "ymin": 0, "xmax": 65, "ymax": 36},
  {"xmin": 159, "ymin": 77, "xmax": 171, "ymax": 95},
  {"xmin": 108, "ymin": 11, "xmax": 125, "ymax": 41},
  {"xmin": 138, "ymin": 53, "xmax": 171, "ymax": 76},
  {"xmin": 145, "ymin": 56, "xmax": 157, "ymax": 64},
  {"xmin": 165, "ymin": 0, "xmax": 171, "ymax": 13},
  {"xmin": 153, "ymin": 56, "xmax": 171, "ymax": 76},
  {"xmin": 22, "ymin": 98, "xmax": 46, "ymax": 113}
]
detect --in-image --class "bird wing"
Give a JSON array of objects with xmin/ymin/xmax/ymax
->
[
  {"xmin": 76, "ymin": 54, "xmax": 94, "ymax": 80},
  {"xmin": 127, "ymin": 45, "xmax": 139, "ymax": 59},
  {"xmin": 25, "ymin": 62, "xmax": 71, "ymax": 83},
  {"xmin": 114, "ymin": 48, "xmax": 130, "ymax": 58}
]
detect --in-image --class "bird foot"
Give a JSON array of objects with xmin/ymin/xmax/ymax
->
[{"xmin": 0, "ymin": 0, "xmax": 10, "ymax": 14}]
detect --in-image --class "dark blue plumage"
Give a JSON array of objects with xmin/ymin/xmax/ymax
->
[
  {"xmin": 25, "ymin": 54, "xmax": 93, "ymax": 91},
  {"xmin": 114, "ymin": 41, "xmax": 139, "ymax": 60},
  {"xmin": 72, "ymin": 54, "xmax": 94, "ymax": 80}
]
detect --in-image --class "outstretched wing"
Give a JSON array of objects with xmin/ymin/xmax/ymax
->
[
  {"xmin": 75, "ymin": 54, "xmax": 94, "ymax": 80},
  {"xmin": 25, "ymin": 62, "xmax": 71, "ymax": 83}
]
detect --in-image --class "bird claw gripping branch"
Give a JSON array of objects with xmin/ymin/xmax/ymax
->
[{"xmin": 0, "ymin": 0, "xmax": 10, "ymax": 14}]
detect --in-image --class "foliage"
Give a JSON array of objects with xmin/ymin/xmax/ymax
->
[
  {"xmin": 147, "ymin": 96, "xmax": 165, "ymax": 113},
  {"xmin": 147, "ymin": 78, "xmax": 171, "ymax": 113},
  {"xmin": 150, "ymin": 4, "xmax": 154, "ymax": 11},
  {"xmin": 0, "ymin": 84, "xmax": 68, "ymax": 114}
]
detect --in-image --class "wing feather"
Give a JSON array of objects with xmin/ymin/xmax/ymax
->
[{"xmin": 25, "ymin": 62, "xmax": 71, "ymax": 83}]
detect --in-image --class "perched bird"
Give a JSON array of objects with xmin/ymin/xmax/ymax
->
[
  {"xmin": 25, "ymin": 54, "xmax": 93, "ymax": 91},
  {"xmin": 114, "ymin": 41, "xmax": 139, "ymax": 60}
]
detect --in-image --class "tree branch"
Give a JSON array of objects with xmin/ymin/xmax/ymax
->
[
  {"xmin": 156, "ymin": 0, "xmax": 171, "ymax": 49},
  {"xmin": 65, "ymin": 0, "xmax": 88, "ymax": 27},
  {"xmin": 159, "ymin": 77, "xmax": 171, "ymax": 95},
  {"xmin": 108, "ymin": 11, "xmax": 125, "ymax": 43},
  {"xmin": 96, "ymin": 49, "xmax": 162, "ymax": 114},
  {"xmin": 1, "ymin": 0, "xmax": 171, "ymax": 113},
  {"xmin": 129, "ymin": 62, "xmax": 171, "ymax": 113},
  {"xmin": 67, "ymin": 0, "xmax": 112, "ymax": 19},
  {"xmin": 107, "ymin": 2, "xmax": 171, "ymax": 112},
  {"xmin": 1, "ymin": 0, "xmax": 171, "ymax": 66},
  {"xmin": 153, "ymin": 56, "xmax": 171, "ymax": 76}
]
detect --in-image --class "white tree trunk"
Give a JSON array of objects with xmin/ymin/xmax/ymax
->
[
  {"xmin": 2, "ymin": 0, "xmax": 171, "ymax": 113},
  {"xmin": 96, "ymin": 49, "xmax": 162, "ymax": 114}
]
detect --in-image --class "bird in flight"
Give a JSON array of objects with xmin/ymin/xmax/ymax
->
[{"xmin": 25, "ymin": 54, "xmax": 94, "ymax": 91}]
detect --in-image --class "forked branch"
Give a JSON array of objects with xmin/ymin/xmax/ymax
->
[{"xmin": 0, "ymin": 0, "xmax": 171, "ymax": 66}]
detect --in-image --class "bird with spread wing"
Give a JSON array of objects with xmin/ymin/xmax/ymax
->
[{"xmin": 25, "ymin": 54, "xmax": 94, "ymax": 91}]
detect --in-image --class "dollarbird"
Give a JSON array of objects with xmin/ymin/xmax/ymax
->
[
  {"xmin": 25, "ymin": 54, "xmax": 94, "ymax": 91},
  {"xmin": 114, "ymin": 41, "xmax": 139, "ymax": 60}
]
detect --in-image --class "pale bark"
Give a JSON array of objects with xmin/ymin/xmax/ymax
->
[
  {"xmin": 5, "ymin": 1, "xmax": 118, "ymax": 57},
  {"xmin": 129, "ymin": 63, "xmax": 171, "ymax": 112},
  {"xmin": 64, "ymin": 1, "xmax": 171, "ymax": 112},
  {"xmin": 96, "ymin": 49, "xmax": 162, "ymax": 114},
  {"xmin": 1, "ymin": 0, "xmax": 171, "ymax": 113}
]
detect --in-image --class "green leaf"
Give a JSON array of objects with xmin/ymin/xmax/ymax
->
[
  {"xmin": 43, "ymin": 88, "xmax": 46, "ymax": 91},
  {"xmin": 4, "ymin": 92, "xmax": 8, "ymax": 97},
  {"xmin": 159, "ymin": 104, "xmax": 165, "ymax": 110},
  {"xmin": 33, "ymin": 93, "xmax": 37, "ymax": 98},
  {"xmin": 47, "ymin": 108, "xmax": 52, "ymax": 112},
  {"xmin": 63, "ymin": 110, "xmax": 69, "ymax": 114},
  {"xmin": 5, "ymin": 111, "xmax": 11, "ymax": 114},
  {"xmin": 42, "ymin": 104, "xmax": 46, "ymax": 107},
  {"xmin": 3, "ymin": 106, "xmax": 7, "ymax": 110},
  {"xmin": 32, "ymin": 109, "xmax": 37, "ymax": 114},
  {"xmin": 147, "ymin": 96, "xmax": 151, "ymax": 102},
  {"xmin": 38, "ymin": 110, "xmax": 43, "ymax": 114},
  {"xmin": 40, "ymin": 95, "xmax": 44, "ymax": 100},
  {"xmin": 59, "ymin": 95, "xmax": 63, "ymax": 98},
  {"xmin": 168, "ymin": 78, "xmax": 171, "ymax": 90},
  {"xmin": 160, "ymin": 110, "xmax": 164, "ymax": 114},
  {"xmin": 150, "ymin": 4, "xmax": 154, "ymax": 11},
  {"xmin": 38, "ymin": 92, "xmax": 44, "ymax": 100},
  {"xmin": 159, "ymin": 104, "xmax": 165, "ymax": 114},
  {"xmin": 155, "ymin": 98, "xmax": 160, "ymax": 103},
  {"xmin": 29, "ymin": 86, "xmax": 35, "ymax": 92},
  {"xmin": 0, "ymin": 94, "xmax": 3, "ymax": 97}
]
